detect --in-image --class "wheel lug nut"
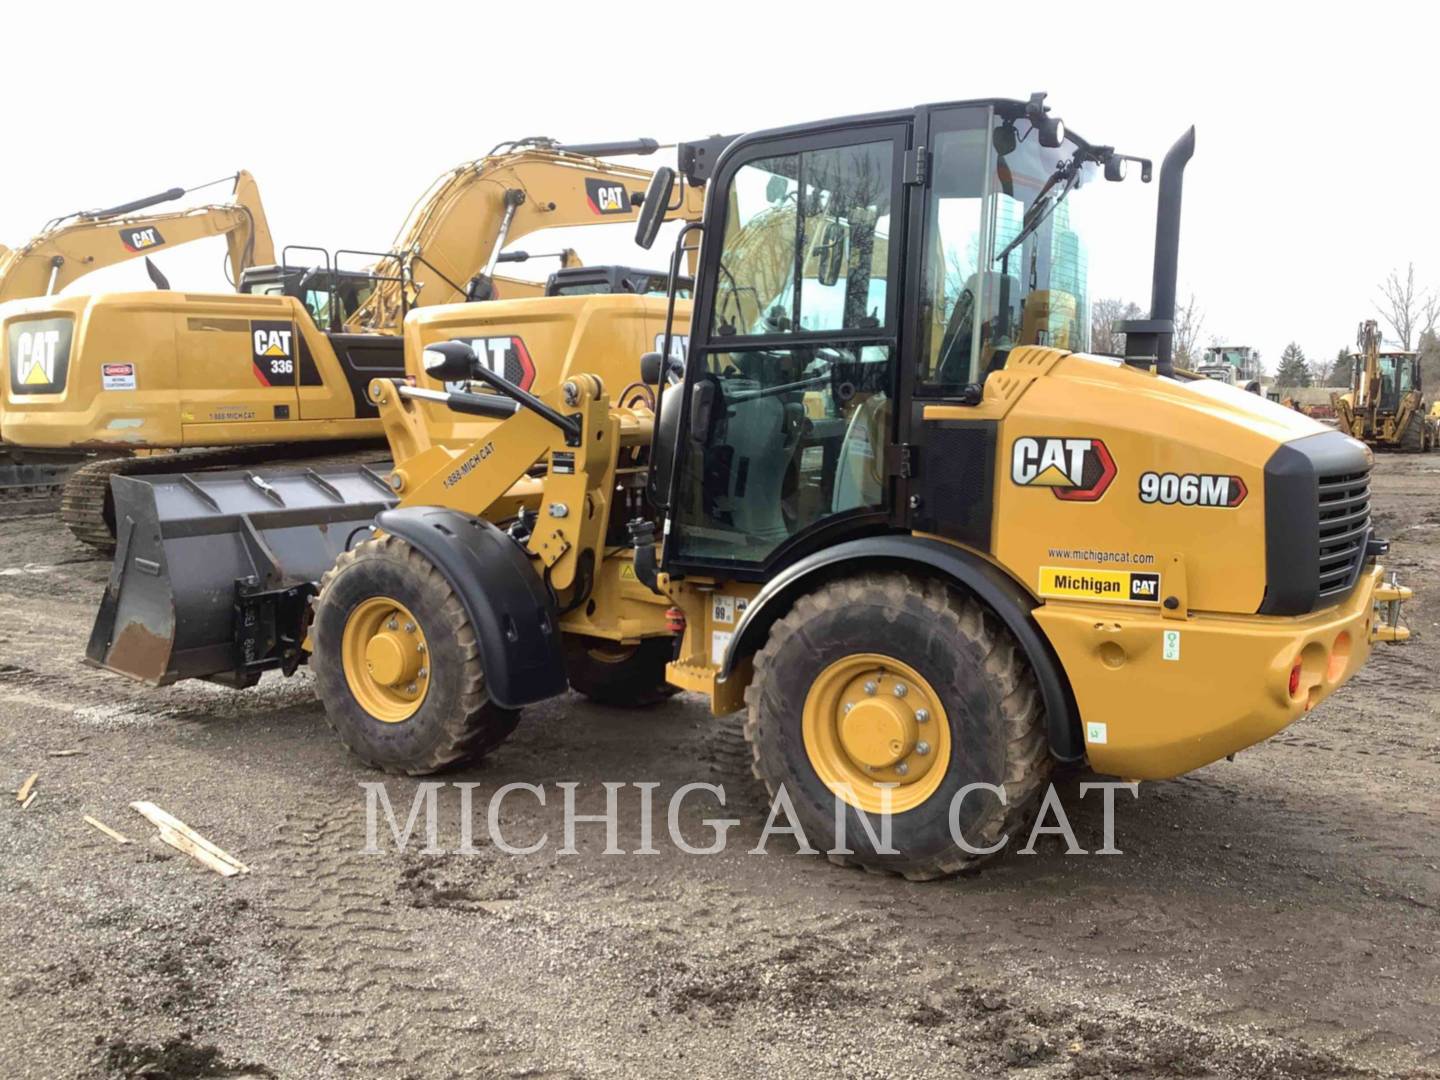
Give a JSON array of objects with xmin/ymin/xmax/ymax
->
[
  {"xmin": 895, "ymin": 762, "xmax": 909, "ymax": 776},
  {"xmin": 915, "ymin": 708, "xmax": 929, "ymax": 723},
  {"xmin": 893, "ymin": 683, "xmax": 908, "ymax": 698},
  {"xmin": 863, "ymin": 680, "xmax": 877, "ymax": 695},
  {"xmin": 417, "ymin": 642, "xmax": 426, "ymax": 653},
  {"xmin": 916, "ymin": 741, "xmax": 930, "ymax": 756},
  {"xmin": 406, "ymin": 683, "xmax": 418, "ymax": 694},
  {"xmin": 418, "ymin": 667, "xmax": 429, "ymax": 679},
  {"xmin": 843, "ymin": 702, "xmax": 854, "ymax": 713},
  {"xmin": 404, "ymin": 622, "xmax": 416, "ymax": 633},
  {"xmin": 387, "ymin": 619, "xmax": 398, "ymax": 631}
]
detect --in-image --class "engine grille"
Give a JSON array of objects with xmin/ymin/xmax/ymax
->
[{"xmin": 1315, "ymin": 467, "xmax": 1371, "ymax": 600}]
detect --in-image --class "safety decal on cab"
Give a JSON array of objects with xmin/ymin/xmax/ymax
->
[
  {"xmin": 1038, "ymin": 566, "xmax": 1161, "ymax": 605},
  {"xmin": 120, "ymin": 226, "xmax": 165, "ymax": 253},
  {"xmin": 1010, "ymin": 437, "xmax": 1116, "ymax": 502},
  {"xmin": 441, "ymin": 336, "xmax": 536, "ymax": 393},
  {"xmin": 1139, "ymin": 471, "xmax": 1247, "ymax": 508},
  {"xmin": 250, "ymin": 321, "xmax": 295, "ymax": 386},
  {"xmin": 585, "ymin": 177, "xmax": 631, "ymax": 215},
  {"xmin": 7, "ymin": 318, "xmax": 72, "ymax": 395}
]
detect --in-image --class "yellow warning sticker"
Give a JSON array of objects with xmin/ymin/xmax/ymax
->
[
  {"xmin": 1038, "ymin": 566, "xmax": 1161, "ymax": 605},
  {"xmin": 619, "ymin": 564, "xmax": 637, "ymax": 581}
]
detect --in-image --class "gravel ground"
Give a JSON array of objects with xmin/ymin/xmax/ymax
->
[{"xmin": 0, "ymin": 454, "xmax": 1437, "ymax": 1079}]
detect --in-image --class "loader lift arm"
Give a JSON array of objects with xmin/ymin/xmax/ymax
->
[{"xmin": 0, "ymin": 171, "xmax": 274, "ymax": 301}]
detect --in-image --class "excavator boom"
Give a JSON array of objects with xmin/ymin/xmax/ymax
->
[
  {"xmin": 347, "ymin": 143, "xmax": 702, "ymax": 331},
  {"xmin": 0, "ymin": 171, "xmax": 274, "ymax": 302}
]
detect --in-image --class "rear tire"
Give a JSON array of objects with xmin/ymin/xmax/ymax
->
[
  {"xmin": 311, "ymin": 534, "xmax": 519, "ymax": 774},
  {"xmin": 743, "ymin": 572, "xmax": 1051, "ymax": 879},
  {"xmin": 564, "ymin": 635, "xmax": 677, "ymax": 707},
  {"xmin": 1401, "ymin": 416, "xmax": 1425, "ymax": 452}
]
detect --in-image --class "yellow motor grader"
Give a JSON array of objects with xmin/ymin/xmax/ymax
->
[
  {"xmin": 1332, "ymin": 319, "xmax": 1435, "ymax": 451},
  {"xmin": 0, "ymin": 141, "xmax": 703, "ymax": 545},
  {"xmin": 0, "ymin": 172, "xmax": 274, "ymax": 505},
  {"xmin": 87, "ymin": 96, "xmax": 1408, "ymax": 878}
]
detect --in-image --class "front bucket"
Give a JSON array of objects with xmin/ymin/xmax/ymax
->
[{"xmin": 86, "ymin": 464, "xmax": 398, "ymax": 686}]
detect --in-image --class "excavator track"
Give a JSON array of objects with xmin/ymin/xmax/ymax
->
[
  {"xmin": 61, "ymin": 442, "xmax": 391, "ymax": 554},
  {"xmin": 0, "ymin": 453, "xmax": 83, "ymax": 519}
]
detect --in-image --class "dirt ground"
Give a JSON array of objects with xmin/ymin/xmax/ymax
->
[{"xmin": 1, "ymin": 456, "xmax": 1437, "ymax": 1080}]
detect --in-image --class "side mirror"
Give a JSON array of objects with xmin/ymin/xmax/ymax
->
[
  {"xmin": 814, "ymin": 220, "xmax": 847, "ymax": 288},
  {"xmin": 641, "ymin": 350, "xmax": 684, "ymax": 385},
  {"xmin": 634, "ymin": 166, "xmax": 675, "ymax": 250},
  {"xmin": 423, "ymin": 340, "xmax": 479, "ymax": 382}
]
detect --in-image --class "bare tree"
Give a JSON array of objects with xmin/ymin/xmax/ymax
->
[
  {"xmin": 1090, "ymin": 296, "xmax": 1144, "ymax": 355},
  {"xmin": 1172, "ymin": 292, "xmax": 1205, "ymax": 366},
  {"xmin": 1375, "ymin": 263, "xmax": 1436, "ymax": 349}
]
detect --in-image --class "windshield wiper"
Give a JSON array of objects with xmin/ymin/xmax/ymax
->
[{"xmin": 994, "ymin": 155, "xmax": 1083, "ymax": 266}]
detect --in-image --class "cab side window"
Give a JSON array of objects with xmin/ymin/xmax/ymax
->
[{"xmin": 712, "ymin": 142, "xmax": 893, "ymax": 338}]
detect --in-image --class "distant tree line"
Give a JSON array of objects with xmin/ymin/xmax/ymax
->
[{"xmin": 1093, "ymin": 262, "xmax": 1440, "ymax": 391}]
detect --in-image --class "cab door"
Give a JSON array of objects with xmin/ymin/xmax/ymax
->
[
  {"xmin": 661, "ymin": 122, "xmax": 909, "ymax": 578},
  {"xmin": 894, "ymin": 104, "xmax": 998, "ymax": 550}
]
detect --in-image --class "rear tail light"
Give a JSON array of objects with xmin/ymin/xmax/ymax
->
[{"xmin": 1288, "ymin": 659, "xmax": 1303, "ymax": 698}]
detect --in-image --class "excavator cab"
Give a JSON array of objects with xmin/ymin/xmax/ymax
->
[
  {"xmin": 544, "ymin": 265, "xmax": 690, "ymax": 298},
  {"xmin": 239, "ymin": 264, "xmax": 379, "ymax": 329}
]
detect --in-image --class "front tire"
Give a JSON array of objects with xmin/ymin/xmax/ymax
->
[
  {"xmin": 743, "ymin": 572, "xmax": 1051, "ymax": 879},
  {"xmin": 310, "ymin": 535, "xmax": 519, "ymax": 774}
]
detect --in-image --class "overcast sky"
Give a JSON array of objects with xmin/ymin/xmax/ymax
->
[{"xmin": 3, "ymin": 2, "xmax": 1435, "ymax": 372}]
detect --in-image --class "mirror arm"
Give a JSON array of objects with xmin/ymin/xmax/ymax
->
[{"xmin": 651, "ymin": 221, "xmax": 703, "ymax": 512}]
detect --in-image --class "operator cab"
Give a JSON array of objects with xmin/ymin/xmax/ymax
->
[
  {"xmin": 239, "ymin": 264, "xmax": 379, "ymax": 329},
  {"xmin": 1373, "ymin": 349, "xmax": 1422, "ymax": 413},
  {"xmin": 639, "ymin": 94, "xmax": 1146, "ymax": 577},
  {"xmin": 544, "ymin": 265, "xmax": 692, "ymax": 298}
]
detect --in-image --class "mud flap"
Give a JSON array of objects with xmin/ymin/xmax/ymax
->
[
  {"xmin": 374, "ymin": 507, "xmax": 567, "ymax": 709},
  {"xmin": 86, "ymin": 465, "xmax": 397, "ymax": 687}
]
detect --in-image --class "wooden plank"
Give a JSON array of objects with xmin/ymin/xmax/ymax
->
[
  {"xmin": 83, "ymin": 815, "xmax": 132, "ymax": 845},
  {"xmin": 15, "ymin": 773, "xmax": 37, "ymax": 803},
  {"xmin": 129, "ymin": 801, "xmax": 249, "ymax": 875},
  {"xmin": 156, "ymin": 825, "xmax": 241, "ymax": 877}
]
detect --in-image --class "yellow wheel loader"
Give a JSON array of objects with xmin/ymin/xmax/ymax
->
[
  {"xmin": 87, "ymin": 96, "xmax": 1408, "ymax": 878},
  {"xmin": 0, "ymin": 141, "xmax": 704, "ymax": 545},
  {"xmin": 1332, "ymin": 319, "xmax": 1435, "ymax": 451},
  {"xmin": 0, "ymin": 172, "xmax": 274, "ymax": 506}
]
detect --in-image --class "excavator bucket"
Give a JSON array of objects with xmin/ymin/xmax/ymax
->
[{"xmin": 87, "ymin": 465, "xmax": 397, "ymax": 687}]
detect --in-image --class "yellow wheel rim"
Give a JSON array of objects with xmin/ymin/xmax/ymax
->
[
  {"xmin": 341, "ymin": 596, "xmax": 431, "ymax": 724},
  {"xmin": 802, "ymin": 653, "xmax": 950, "ymax": 815}
]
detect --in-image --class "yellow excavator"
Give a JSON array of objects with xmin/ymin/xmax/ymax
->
[
  {"xmin": 0, "ymin": 172, "xmax": 274, "ymax": 506},
  {"xmin": 1332, "ymin": 318, "xmax": 1435, "ymax": 451},
  {"xmin": 87, "ymin": 96, "xmax": 1408, "ymax": 878},
  {"xmin": 1, "ymin": 140, "xmax": 704, "ymax": 545}
]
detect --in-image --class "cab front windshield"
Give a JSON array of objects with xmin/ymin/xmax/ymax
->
[{"xmin": 916, "ymin": 111, "xmax": 1095, "ymax": 393}]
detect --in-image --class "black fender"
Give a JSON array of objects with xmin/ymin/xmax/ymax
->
[
  {"xmin": 719, "ymin": 536, "xmax": 1084, "ymax": 762},
  {"xmin": 375, "ymin": 507, "xmax": 567, "ymax": 709}
]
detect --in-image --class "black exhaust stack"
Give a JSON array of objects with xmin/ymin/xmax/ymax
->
[{"xmin": 1120, "ymin": 126, "xmax": 1195, "ymax": 377}]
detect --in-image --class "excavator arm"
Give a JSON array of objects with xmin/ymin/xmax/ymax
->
[
  {"xmin": 347, "ymin": 144, "xmax": 706, "ymax": 331},
  {"xmin": 0, "ymin": 170, "xmax": 275, "ymax": 302}
]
